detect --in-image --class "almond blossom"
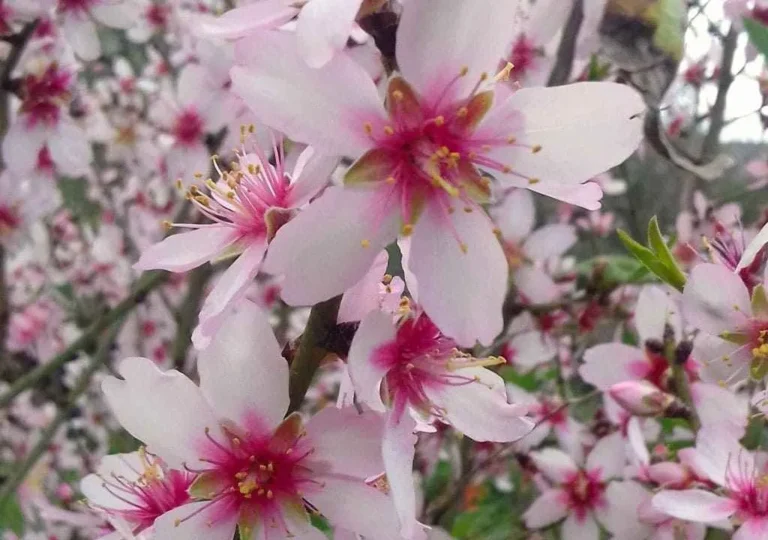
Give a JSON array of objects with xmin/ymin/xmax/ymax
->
[
  {"xmin": 230, "ymin": 0, "xmax": 644, "ymax": 346},
  {"xmin": 134, "ymin": 137, "xmax": 336, "ymax": 349},
  {"xmin": 348, "ymin": 306, "xmax": 534, "ymax": 536},
  {"xmin": 56, "ymin": 0, "xmax": 140, "ymax": 61},
  {"xmin": 102, "ymin": 302, "xmax": 401, "ymax": 540}
]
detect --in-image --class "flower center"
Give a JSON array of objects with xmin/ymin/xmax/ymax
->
[
  {"xmin": 57, "ymin": 0, "xmax": 98, "ymax": 16},
  {"xmin": 509, "ymin": 35, "xmax": 538, "ymax": 79},
  {"xmin": 563, "ymin": 470, "xmax": 605, "ymax": 520},
  {"xmin": 0, "ymin": 205, "xmax": 20, "ymax": 237},
  {"xmin": 21, "ymin": 65, "xmax": 72, "ymax": 127},
  {"xmin": 172, "ymin": 109, "xmax": 204, "ymax": 146}
]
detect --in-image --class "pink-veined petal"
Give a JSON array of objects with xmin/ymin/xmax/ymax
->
[
  {"xmin": 382, "ymin": 414, "xmax": 421, "ymax": 540},
  {"xmin": 652, "ymin": 490, "xmax": 736, "ymax": 523},
  {"xmin": 734, "ymin": 518, "xmax": 768, "ymax": 540},
  {"xmin": 530, "ymin": 447, "xmax": 578, "ymax": 483},
  {"xmin": 481, "ymin": 82, "xmax": 644, "ymax": 187},
  {"xmin": 263, "ymin": 186, "xmax": 399, "ymax": 306},
  {"xmin": 133, "ymin": 226, "xmax": 240, "ymax": 272},
  {"xmin": 682, "ymin": 263, "xmax": 751, "ymax": 335},
  {"xmin": 231, "ymin": 31, "xmax": 386, "ymax": 157},
  {"xmin": 348, "ymin": 310, "xmax": 397, "ymax": 412},
  {"xmin": 288, "ymin": 147, "xmax": 339, "ymax": 207},
  {"xmin": 513, "ymin": 265, "xmax": 561, "ymax": 304},
  {"xmin": 197, "ymin": 301, "xmax": 288, "ymax": 430},
  {"xmin": 425, "ymin": 367, "xmax": 533, "ymax": 442},
  {"xmin": 561, "ymin": 513, "xmax": 599, "ymax": 540},
  {"xmin": 338, "ymin": 250, "xmax": 389, "ymax": 323},
  {"xmin": 196, "ymin": 0, "xmax": 299, "ymax": 40},
  {"xmin": 396, "ymin": 0, "xmax": 521, "ymax": 100},
  {"xmin": 409, "ymin": 200, "xmax": 507, "ymax": 347},
  {"xmin": 600, "ymin": 481, "xmax": 653, "ymax": 540},
  {"xmin": 101, "ymin": 357, "xmax": 220, "ymax": 469},
  {"xmin": 635, "ymin": 285, "xmax": 682, "ymax": 343},
  {"xmin": 586, "ymin": 431, "xmax": 626, "ymax": 480}
]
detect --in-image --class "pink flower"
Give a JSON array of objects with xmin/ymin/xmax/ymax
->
[
  {"xmin": 3, "ymin": 62, "xmax": 92, "ymax": 177},
  {"xmin": 348, "ymin": 307, "xmax": 533, "ymax": 536},
  {"xmin": 608, "ymin": 380, "xmax": 676, "ymax": 417},
  {"xmin": 231, "ymin": 0, "xmax": 644, "ymax": 346},
  {"xmin": 102, "ymin": 302, "xmax": 400, "ymax": 540},
  {"xmin": 56, "ymin": 0, "xmax": 141, "ymax": 60},
  {"xmin": 134, "ymin": 139, "xmax": 336, "ymax": 349},
  {"xmin": 652, "ymin": 427, "xmax": 768, "ymax": 538},
  {"xmin": 81, "ymin": 450, "xmax": 195, "ymax": 537},
  {"xmin": 524, "ymin": 434, "xmax": 649, "ymax": 539},
  {"xmin": 491, "ymin": 189, "xmax": 577, "ymax": 305}
]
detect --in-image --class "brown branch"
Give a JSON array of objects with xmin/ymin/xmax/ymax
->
[
  {"xmin": 547, "ymin": 0, "xmax": 584, "ymax": 86},
  {"xmin": 171, "ymin": 264, "xmax": 213, "ymax": 370}
]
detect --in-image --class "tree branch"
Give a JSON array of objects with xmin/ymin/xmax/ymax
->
[
  {"xmin": 547, "ymin": 0, "xmax": 584, "ymax": 86},
  {"xmin": 171, "ymin": 264, "xmax": 213, "ymax": 370}
]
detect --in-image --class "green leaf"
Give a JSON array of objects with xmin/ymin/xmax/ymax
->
[
  {"xmin": 499, "ymin": 366, "xmax": 540, "ymax": 391},
  {"xmin": 0, "ymin": 494, "xmax": 24, "ymax": 535},
  {"xmin": 577, "ymin": 255, "xmax": 653, "ymax": 284},
  {"xmin": 618, "ymin": 228, "xmax": 686, "ymax": 291},
  {"xmin": 58, "ymin": 177, "xmax": 102, "ymax": 231},
  {"xmin": 647, "ymin": 217, "xmax": 687, "ymax": 290},
  {"xmin": 745, "ymin": 18, "xmax": 768, "ymax": 58}
]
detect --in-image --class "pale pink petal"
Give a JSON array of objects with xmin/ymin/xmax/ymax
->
[
  {"xmin": 263, "ymin": 186, "xmax": 399, "ymax": 306},
  {"xmin": 527, "ymin": 0, "xmax": 573, "ymax": 45},
  {"xmin": 176, "ymin": 64, "xmax": 210, "ymax": 109},
  {"xmin": 288, "ymin": 147, "xmax": 339, "ymax": 207},
  {"xmin": 196, "ymin": 239, "xmax": 267, "ymax": 323},
  {"xmin": 396, "ymin": 0, "xmax": 520, "ymax": 100},
  {"xmin": 426, "ymin": 367, "xmax": 533, "ymax": 442},
  {"xmin": 691, "ymin": 382, "xmax": 747, "ymax": 438},
  {"xmin": 523, "ymin": 489, "xmax": 569, "ymax": 528},
  {"xmin": 691, "ymin": 426, "xmax": 751, "ymax": 486},
  {"xmin": 586, "ymin": 431, "xmax": 626, "ymax": 479},
  {"xmin": 382, "ymin": 414, "xmax": 421, "ymax": 540},
  {"xmin": 165, "ymin": 143, "xmax": 210, "ymax": 180},
  {"xmin": 627, "ymin": 416, "xmax": 650, "ymax": 466},
  {"xmin": 482, "ymin": 83, "xmax": 644, "ymax": 187},
  {"xmin": 738, "ymin": 221, "xmax": 768, "ymax": 272},
  {"xmin": 64, "ymin": 15, "xmax": 101, "ymax": 61},
  {"xmin": 91, "ymin": 1, "xmax": 141, "ymax": 28},
  {"xmin": 101, "ymin": 357, "xmax": 220, "ymax": 469},
  {"xmin": 348, "ymin": 310, "xmax": 397, "ymax": 413},
  {"xmin": 652, "ymin": 490, "xmax": 736, "ymax": 523},
  {"xmin": 196, "ymin": 0, "xmax": 299, "ymax": 39},
  {"xmin": 600, "ymin": 481, "xmax": 653, "ymax": 540},
  {"xmin": 153, "ymin": 502, "xmax": 238, "ymax": 540},
  {"xmin": 580, "ymin": 343, "xmax": 645, "ymax": 389},
  {"xmin": 231, "ymin": 31, "xmax": 386, "ymax": 157},
  {"xmin": 3, "ymin": 120, "xmax": 48, "ymax": 174},
  {"xmin": 305, "ymin": 475, "xmax": 402, "ymax": 540},
  {"xmin": 530, "ymin": 448, "xmax": 578, "ymax": 483},
  {"xmin": 304, "ymin": 406, "xmax": 385, "ymax": 479},
  {"xmin": 692, "ymin": 333, "xmax": 749, "ymax": 386},
  {"xmin": 409, "ymin": 200, "xmax": 507, "ymax": 347},
  {"xmin": 561, "ymin": 513, "xmax": 599, "ymax": 540},
  {"xmin": 635, "ymin": 285, "xmax": 681, "ymax": 343},
  {"xmin": 338, "ymin": 250, "xmax": 389, "ymax": 323},
  {"xmin": 523, "ymin": 224, "xmax": 577, "ymax": 261},
  {"xmin": 297, "ymin": 0, "xmax": 363, "ymax": 68},
  {"xmin": 133, "ymin": 226, "xmax": 240, "ymax": 272},
  {"xmin": 197, "ymin": 301, "xmax": 288, "ymax": 430},
  {"xmin": 507, "ymin": 331, "xmax": 557, "ymax": 368},
  {"xmin": 682, "ymin": 263, "xmax": 751, "ymax": 335},
  {"xmin": 734, "ymin": 518, "xmax": 768, "ymax": 540},
  {"xmin": 48, "ymin": 121, "xmax": 93, "ymax": 177},
  {"xmin": 746, "ymin": 160, "xmax": 768, "ymax": 179},
  {"xmin": 490, "ymin": 189, "xmax": 535, "ymax": 243},
  {"xmin": 528, "ymin": 181, "xmax": 604, "ymax": 210},
  {"xmin": 513, "ymin": 265, "xmax": 561, "ymax": 304}
]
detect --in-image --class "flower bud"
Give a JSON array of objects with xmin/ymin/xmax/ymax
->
[{"xmin": 608, "ymin": 381, "xmax": 676, "ymax": 417}]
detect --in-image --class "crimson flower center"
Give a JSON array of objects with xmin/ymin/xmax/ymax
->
[
  {"xmin": 173, "ymin": 109, "xmax": 204, "ymax": 146},
  {"xmin": 562, "ymin": 470, "xmax": 605, "ymax": 521}
]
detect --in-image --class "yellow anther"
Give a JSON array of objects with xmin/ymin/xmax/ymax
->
[
  {"xmin": 175, "ymin": 179, "xmax": 183, "ymax": 189},
  {"xmin": 502, "ymin": 165, "xmax": 512, "ymax": 173},
  {"xmin": 361, "ymin": 239, "xmax": 371, "ymax": 248},
  {"xmin": 364, "ymin": 122, "xmax": 373, "ymax": 135},
  {"xmin": 385, "ymin": 176, "xmax": 397, "ymax": 184},
  {"xmin": 247, "ymin": 163, "xmax": 261, "ymax": 175},
  {"xmin": 434, "ymin": 116, "xmax": 445, "ymax": 126},
  {"xmin": 161, "ymin": 220, "xmax": 172, "ymax": 231},
  {"xmin": 194, "ymin": 172, "xmax": 203, "ymax": 178},
  {"xmin": 392, "ymin": 89, "xmax": 404, "ymax": 101},
  {"xmin": 456, "ymin": 107, "xmax": 468, "ymax": 118},
  {"xmin": 507, "ymin": 136, "xmax": 517, "ymax": 144},
  {"xmin": 383, "ymin": 125, "xmax": 395, "ymax": 136},
  {"xmin": 383, "ymin": 274, "xmax": 393, "ymax": 284},
  {"xmin": 459, "ymin": 66, "xmax": 469, "ymax": 76},
  {"xmin": 460, "ymin": 242, "xmax": 468, "ymax": 254},
  {"xmin": 528, "ymin": 178, "xmax": 540, "ymax": 185},
  {"xmin": 266, "ymin": 490, "xmax": 274, "ymax": 499},
  {"xmin": 532, "ymin": 144, "xmax": 542, "ymax": 153},
  {"xmin": 402, "ymin": 223, "xmax": 414, "ymax": 236},
  {"xmin": 494, "ymin": 62, "xmax": 514, "ymax": 82}
]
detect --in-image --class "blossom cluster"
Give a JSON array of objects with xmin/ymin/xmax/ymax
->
[{"xmin": 1, "ymin": 0, "xmax": 768, "ymax": 539}]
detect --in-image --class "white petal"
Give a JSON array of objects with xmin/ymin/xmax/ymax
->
[
  {"xmin": 561, "ymin": 513, "xmax": 599, "ymax": 540},
  {"xmin": 652, "ymin": 490, "xmax": 736, "ymax": 523},
  {"xmin": 580, "ymin": 343, "xmax": 645, "ymax": 389},
  {"xmin": 297, "ymin": 0, "xmax": 363, "ymax": 68},
  {"xmin": 64, "ymin": 16, "xmax": 101, "ymax": 61},
  {"xmin": 196, "ymin": 0, "xmax": 298, "ymax": 40},
  {"xmin": 338, "ymin": 250, "xmax": 389, "ymax": 323},
  {"xmin": 635, "ymin": 285, "xmax": 682, "ymax": 343},
  {"xmin": 682, "ymin": 263, "xmax": 751, "ymax": 335},
  {"xmin": 288, "ymin": 147, "xmax": 339, "ymax": 207},
  {"xmin": 48, "ymin": 121, "xmax": 93, "ymax": 177},
  {"xmin": 490, "ymin": 189, "xmax": 535, "ymax": 243},
  {"xmin": 738, "ymin": 220, "xmax": 768, "ymax": 271},
  {"xmin": 3, "ymin": 119, "xmax": 48, "ymax": 174},
  {"xmin": 530, "ymin": 448, "xmax": 578, "ymax": 483},
  {"xmin": 523, "ymin": 489, "xmax": 569, "ymax": 528},
  {"xmin": 382, "ymin": 415, "xmax": 421, "ymax": 539},
  {"xmin": 586, "ymin": 431, "xmax": 626, "ymax": 480},
  {"xmin": 197, "ymin": 301, "xmax": 288, "ymax": 430},
  {"xmin": 91, "ymin": 1, "xmax": 141, "ymax": 28},
  {"xmin": 153, "ymin": 502, "xmax": 238, "ymax": 540},
  {"xmin": 523, "ymin": 224, "xmax": 577, "ymax": 261}
]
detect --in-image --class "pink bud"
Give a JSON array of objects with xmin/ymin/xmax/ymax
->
[
  {"xmin": 647, "ymin": 462, "xmax": 690, "ymax": 488},
  {"xmin": 56, "ymin": 483, "xmax": 74, "ymax": 501},
  {"xmin": 608, "ymin": 381, "xmax": 676, "ymax": 417}
]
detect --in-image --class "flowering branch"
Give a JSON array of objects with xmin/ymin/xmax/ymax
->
[
  {"xmin": 547, "ymin": 0, "xmax": 584, "ymax": 86},
  {"xmin": 287, "ymin": 295, "xmax": 342, "ymax": 413}
]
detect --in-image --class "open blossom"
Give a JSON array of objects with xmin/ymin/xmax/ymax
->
[
  {"xmin": 134, "ymin": 138, "xmax": 336, "ymax": 349},
  {"xmin": 231, "ymin": 0, "xmax": 644, "ymax": 346},
  {"xmin": 80, "ymin": 450, "xmax": 194, "ymax": 538},
  {"xmin": 102, "ymin": 302, "xmax": 401, "ymax": 540},
  {"xmin": 3, "ymin": 61, "xmax": 92, "ymax": 177},
  {"xmin": 523, "ymin": 433, "xmax": 649, "ymax": 539},
  {"xmin": 652, "ymin": 427, "xmax": 767, "ymax": 538},
  {"xmin": 348, "ymin": 306, "xmax": 533, "ymax": 536},
  {"xmin": 56, "ymin": 0, "xmax": 140, "ymax": 61}
]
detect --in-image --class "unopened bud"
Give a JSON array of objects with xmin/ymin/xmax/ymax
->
[{"xmin": 608, "ymin": 381, "xmax": 676, "ymax": 417}]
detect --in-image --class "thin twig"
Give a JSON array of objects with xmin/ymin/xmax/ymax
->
[{"xmin": 547, "ymin": 0, "xmax": 584, "ymax": 87}]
